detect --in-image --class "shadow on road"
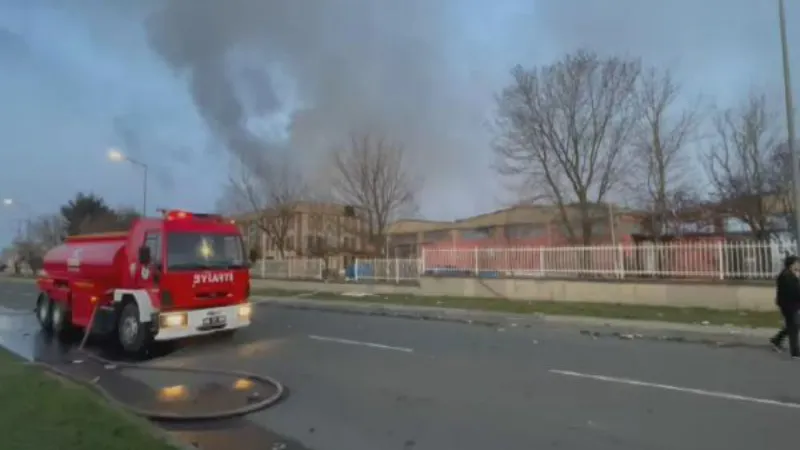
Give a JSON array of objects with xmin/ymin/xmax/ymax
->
[{"xmin": 0, "ymin": 310, "xmax": 310, "ymax": 450}]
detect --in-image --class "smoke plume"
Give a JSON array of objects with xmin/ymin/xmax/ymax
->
[{"xmin": 145, "ymin": 0, "xmax": 485, "ymax": 200}]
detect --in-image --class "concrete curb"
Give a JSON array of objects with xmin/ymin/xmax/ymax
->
[
  {"xmin": 2, "ymin": 348, "xmax": 195, "ymax": 450},
  {"xmin": 4, "ymin": 277, "xmax": 776, "ymax": 340},
  {"xmin": 0, "ymin": 276, "xmax": 35, "ymax": 284},
  {"xmin": 38, "ymin": 365, "xmax": 198, "ymax": 450},
  {"xmin": 252, "ymin": 295, "xmax": 776, "ymax": 340}
]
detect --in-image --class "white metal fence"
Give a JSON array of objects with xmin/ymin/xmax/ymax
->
[
  {"xmin": 422, "ymin": 240, "xmax": 797, "ymax": 280},
  {"xmin": 250, "ymin": 240, "xmax": 797, "ymax": 282},
  {"xmin": 350, "ymin": 258, "xmax": 422, "ymax": 283},
  {"xmin": 251, "ymin": 257, "xmax": 421, "ymax": 282},
  {"xmin": 251, "ymin": 258, "xmax": 325, "ymax": 280}
]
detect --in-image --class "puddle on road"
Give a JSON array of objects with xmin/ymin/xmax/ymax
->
[
  {"xmin": 0, "ymin": 306, "xmax": 308, "ymax": 450},
  {"xmin": 0, "ymin": 307, "xmax": 50, "ymax": 361}
]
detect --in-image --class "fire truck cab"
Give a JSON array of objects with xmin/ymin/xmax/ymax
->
[{"xmin": 36, "ymin": 210, "xmax": 252, "ymax": 353}]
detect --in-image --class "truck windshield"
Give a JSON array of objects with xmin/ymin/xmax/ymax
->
[{"xmin": 166, "ymin": 233, "xmax": 246, "ymax": 271}]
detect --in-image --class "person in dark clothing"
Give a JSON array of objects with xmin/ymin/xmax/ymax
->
[{"xmin": 770, "ymin": 255, "xmax": 800, "ymax": 358}]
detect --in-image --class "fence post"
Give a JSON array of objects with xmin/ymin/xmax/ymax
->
[
  {"xmin": 421, "ymin": 248, "xmax": 426, "ymax": 275},
  {"xmin": 539, "ymin": 248, "xmax": 545, "ymax": 276},
  {"xmin": 288, "ymin": 259, "xmax": 292, "ymax": 279},
  {"xmin": 717, "ymin": 242, "xmax": 725, "ymax": 280},
  {"xmin": 260, "ymin": 257, "xmax": 266, "ymax": 278},
  {"xmin": 354, "ymin": 258, "xmax": 360, "ymax": 282},
  {"xmin": 474, "ymin": 247, "xmax": 480, "ymax": 276},
  {"xmin": 319, "ymin": 258, "xmax": 324, "ymax": 280},
  {"xmin": 395, "ymin": 257, "xmax": 400, "ymax": 284},
  {"xmin": 616, "ymin": 244, "xmax": 625, "ymax": 279}
]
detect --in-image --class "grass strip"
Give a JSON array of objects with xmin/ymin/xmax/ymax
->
[
  {"xmin": 0, "ymin": 349, "xmax": 178, "ymax": 450},
  {"xmin": 252, "ymin": 287, "xmax": 780, "ymax": 329}
]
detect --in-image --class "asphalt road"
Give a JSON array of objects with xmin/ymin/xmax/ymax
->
[{"xmin": 1, "ymin": 279, "xmax": 799, "ymax": 450}]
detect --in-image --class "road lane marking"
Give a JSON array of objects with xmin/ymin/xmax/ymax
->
[
  {"xmin": 308, "ymin": 335, "xmax": 413, "ymax": 353},
  {"xmin": 550, "ymin": 369, "xmax": 800, "ymax": 409}
]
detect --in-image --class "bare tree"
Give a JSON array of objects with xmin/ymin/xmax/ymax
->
[
  {"xmin": 769, "ymin": 140, "xmax": 797, "ymax": 234},
  {"xmin": 0, "ymin": 245, "xmax": 14, "ymax": 273},
  {"xmin": 227, "ymin": 156, "xmax": 307, "ymax": 259},
  {"xmin": 26, "ymin": 214, "xmax": 64, "ymax": 249},
  {"xmin": 493, "ymin": 50, "xmax": 642, "ymax": 245},
  {"xmin": 705, "ymin": 93, "xmax": 781, "ymax": 239},
  {"xmin": 303, "ymin": 212, "xmax": 348, "ymax": 278},
  {"xmin": 631, "ymin": 67, "xmax": 703, "ymax": 239},
  {"xmin": 330, "ymin": 132, "xmax": 419, "ymax": 255},
  {"xmin": 215, "ymin": 182, "xmax": 251, "ymax": 216},
  {"xmin": 12, "ymin": 214, "xmax": 65, "ymax": 274}
]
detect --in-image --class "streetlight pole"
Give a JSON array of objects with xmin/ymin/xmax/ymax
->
[
  {"xmin": 129, "ymin": 159, "xmax": 148, "ymax": 217},
  {"xmin": 779, "ymin": 0, "xmax": 800, "ymax": 254},
  {"xmin": 1, "ymin": 198, "xmax": 32, "ymax": 240},
  {"xmin": 107, "ymin": 149, "xmax": 149, "ymax": 216}
]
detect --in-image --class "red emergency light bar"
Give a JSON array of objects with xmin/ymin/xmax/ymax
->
[{"xmin": 160, "ymin": 209, "xmax": 235, "ymax": 224}]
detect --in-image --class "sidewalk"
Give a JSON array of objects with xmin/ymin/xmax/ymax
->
[
  {"xmin": 252, "ymin": 295, "xmax": 776, "ymax": 344},
  {"xmin": 4, "ymin": 275, "xmax": 776, "ymax": 343}
]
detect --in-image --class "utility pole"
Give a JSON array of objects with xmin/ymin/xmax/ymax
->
[
  {"xmin": 108, "ymin": 148, "xmax": 149, "ymax": 216},
  {"xmin": 608, "ymin": 203, "xmax": 617, "ymax": 246},
  {"xmin": 779, "ymin": 0, "xmax": 800, "ymax": 253}
]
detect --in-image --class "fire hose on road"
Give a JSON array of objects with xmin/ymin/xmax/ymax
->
[{"xmin": 3, "ymin": 304, "xmax": 286, "ymax": 422}]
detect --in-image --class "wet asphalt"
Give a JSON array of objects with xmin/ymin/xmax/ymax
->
[
  {"xmin": 2, "ymin": 279, "xmax": 800, "ymax": 450},
  {"xmin": 0, "ymin": 282, "xmax": 308, "ymax": 450}
]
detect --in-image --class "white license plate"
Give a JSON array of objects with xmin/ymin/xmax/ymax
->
[{"xmin": 202, "ymin": 315, "xmax": 227, "ymax": 327}]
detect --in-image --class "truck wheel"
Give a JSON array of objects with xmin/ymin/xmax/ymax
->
[
  {"xmin": 36, "ymin": 293, "xmax": 52, "ymax": 331},
  {"xmin": 117, "ymin": 302, "xmax": 152, "ymax": 354},
  {"xmin": 50, "ymin": 301, "xmax": 73, "ymax": 340}
]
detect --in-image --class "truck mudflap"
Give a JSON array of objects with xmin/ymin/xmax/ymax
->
[{"xmin": 153, "ymin": 303, "xmax": 252, "ymax": 342}]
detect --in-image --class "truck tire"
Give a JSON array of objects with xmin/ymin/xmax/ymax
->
[
  {"xmin": 117, "ymin": 302, "xmax": 152, "ymax": 354},
  {"xmin": 36, "ymin": 293, "xmax": 53, "ymax": 331},
  {"xmin": 50, "ymin": 301, "xmax": 73, "ymax": 340}
]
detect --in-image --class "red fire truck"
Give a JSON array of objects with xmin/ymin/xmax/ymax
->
[{"xmin": 35, "ymin": 210, "xmax": 252, "ymax": 353}]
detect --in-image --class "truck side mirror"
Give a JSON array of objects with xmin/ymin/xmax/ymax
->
[{"xmin": 138, "ymin": 246, "xmax": 151, "ymax": 265}]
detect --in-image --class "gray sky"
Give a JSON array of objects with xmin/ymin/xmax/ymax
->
[{"xmin": 1, "ymin": 0, "xmax": 798, "ymax": 245}]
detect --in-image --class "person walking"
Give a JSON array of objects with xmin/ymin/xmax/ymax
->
[{"xmin": 770, "ymin": 255, "xmax": 800, "ymax": 358}]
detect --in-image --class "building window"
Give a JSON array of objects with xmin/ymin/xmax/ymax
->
[
  {"xmin": 559, "ymin": 223, "xmax": 577, "ymax": 240},
  {"xmin": 283, "ymin": 235, "xmax": 294, "ymax": 251},
  {"xmin": 588, "ymin": 220, "xmax": 607, "ymax": 235},
  {"xmin": 423, "ymin": 230, "xmax": 450, "ymax": 243},
  {"xmin": 391, "ymin": 244, "xmax": 416, "ymax": 258},
  {"xmin": 460, "ymin": 227, "xmax": 491, "ymax": 241},
  {"xmin": 308, "ymin": 214, "xmax": 323, "ymax": 232},
  {"xmin": 391, "ymin": 233, "xmax": 417, "ymax": 245},
  {"xmin": 305, "ymin": 235, "xmax": 326, "ymax": 251},
  {"xmin": 504, "ymin": 224, "xmax": 546, "ymax": 240}
]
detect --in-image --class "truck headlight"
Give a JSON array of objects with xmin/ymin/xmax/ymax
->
[
  {"xmin": 238, "ymin": 304, "xmax": 252, "ymax": 319},
  {"xmin": 160, "ymin": 312, "xmax": 188, "ymax": 328}
]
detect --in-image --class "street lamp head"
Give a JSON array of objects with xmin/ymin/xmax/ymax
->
[{"xmin": 107, "ymin": 148, "xmax": 126, "ymax": 162}]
